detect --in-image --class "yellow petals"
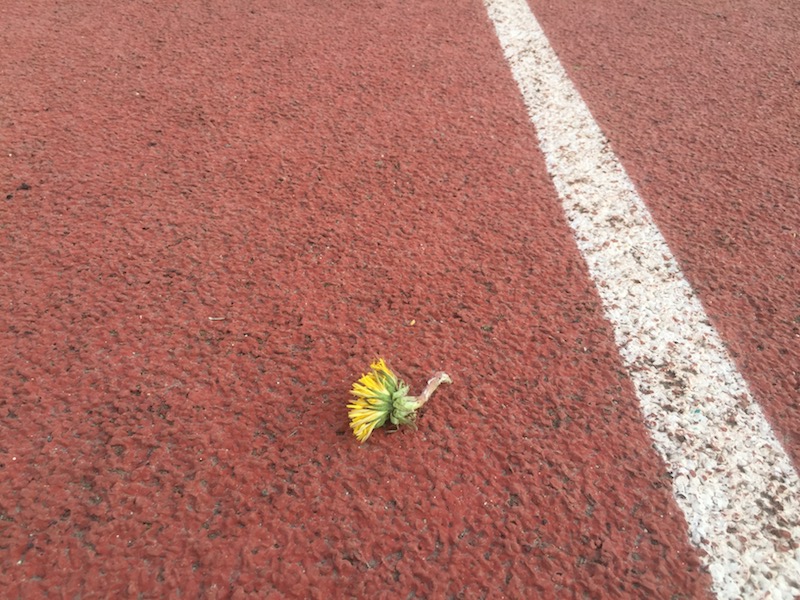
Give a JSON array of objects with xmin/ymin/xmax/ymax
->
[{"xmin": 347, "ymin": 358, "xmax": 407, "ymax": 443}]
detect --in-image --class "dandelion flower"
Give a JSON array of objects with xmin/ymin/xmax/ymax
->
[{"xmin": 347, "ymin": 358, "xmax": 452, "ymax": 443}]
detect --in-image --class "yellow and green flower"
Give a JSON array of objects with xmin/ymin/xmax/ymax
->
[{"xmin": 347, "ymin": 358, "xmax": 452, "ymax": 443}]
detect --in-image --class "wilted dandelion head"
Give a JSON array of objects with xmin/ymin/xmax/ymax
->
[{"xmin": 347, "ymin": 358, "xmax": 418, "ymax": 443}]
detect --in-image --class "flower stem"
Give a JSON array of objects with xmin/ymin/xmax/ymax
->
[{"xmin": 414, "ymin": 371, "xmax": 453, "ymax": 408}]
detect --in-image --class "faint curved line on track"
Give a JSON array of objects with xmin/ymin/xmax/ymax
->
[{"xmin": 483, "ymin": 0, "xmax": 800, "ymax": 598}]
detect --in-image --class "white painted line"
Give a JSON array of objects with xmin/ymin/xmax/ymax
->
[{"xmin": 482, "ymin": 0, "xmax": 800, "ymax": 598}]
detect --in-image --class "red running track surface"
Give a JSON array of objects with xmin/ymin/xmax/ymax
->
[
  {"xmin": 529, "ymin": 0, "xmax": 800, "ymax": 464},
  {"xmin": 1, "ymin": 0, "xmax": 794, "ymax": 597}
]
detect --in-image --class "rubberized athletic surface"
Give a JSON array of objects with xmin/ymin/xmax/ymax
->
[{"xmin": 1, "ymin": 0, "xmax": 796, "ymax": 597}]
